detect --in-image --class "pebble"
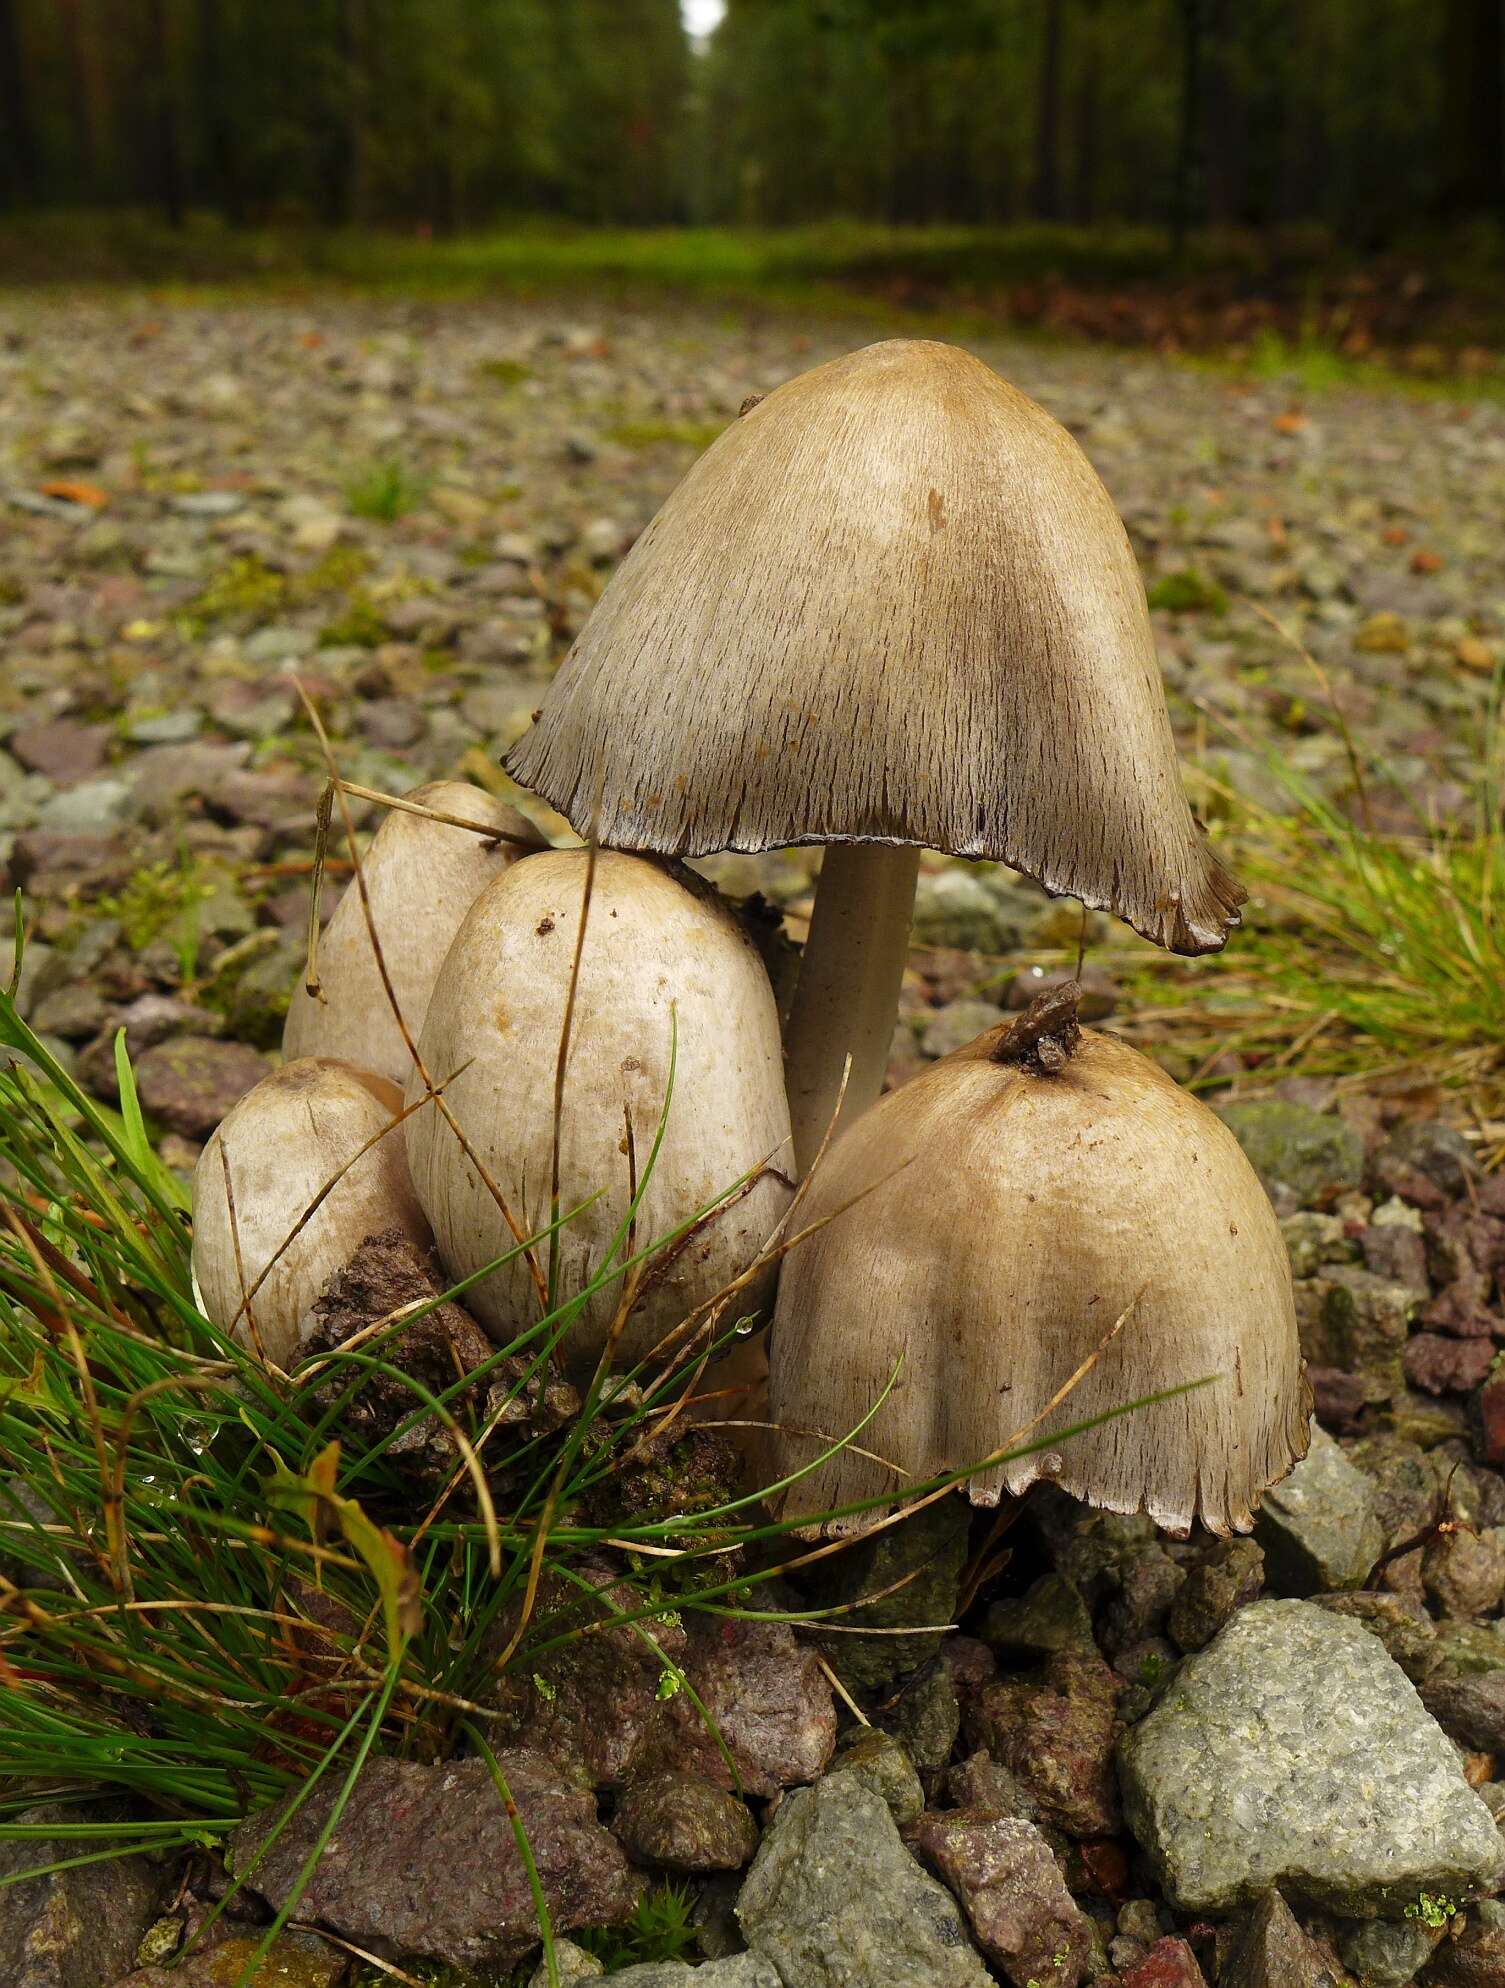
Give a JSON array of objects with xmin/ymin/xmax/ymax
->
[
  {"xmin": 133, "ymin": 1037, "xmax": 270, "ymax": 1139},
  {"xmin": 1255, "ymin": 1427, "xmax": 1385, "ymax": 1594},
  {"xmin": 1119, "ymin": 1599, "xmax": 1504, "ymax": 1914},
  {"xmin": 738, "ymin": 1771, "xmax": 992, "ymax": 1987},
  {"xmin": 1217, "ymin": 1098, "xmax": 1367, "ymax": 1209},
  {"xmin": 611, "ymin": 1772, "xmax": 760, "ymax": 1873},
  {"xmin": 911, "ymin": 1807, "xmax": 1097, "ymax": 1987},
  {"xmin": 1221, "ymin": 1890, "xmax": 1345, "ymax": 1987}
]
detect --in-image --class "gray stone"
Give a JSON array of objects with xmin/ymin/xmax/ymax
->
[
  {"xmin": 1256, "ymin": 1427, "xmax": 1384, "ymax": 1593},
  {"xmin": 1315, "ymin": 1592, "xmax": 1438, "ymax": 1682},
  {"xmin": 737, "ymin": 1772, "xmax": 991, "ymax": 1987},
  {"xmin": 1338, "ymin": 1914, "xmax": 1445, "ymax": 1985},
  {"xmin": 1168, "ymin": 1539, "xmax": 1265, "ymax": 1652},
  {"xmin": 1118, "ymin": 1600, "xmax": 1504, "ymax": 1916},
  {"xmin": 0, "ymin": 1804, "xmax": 164, "ymax": 1988},
  {"xmin": 125, "ymin": 710, "xmax": 203, "ymax": 745},
  {"xmin": 896, "ymin": 1658, "xmax": 962, "ymax": 1782},
  {"xmin": 37, "ymin": 776, "xmax": 137, "ymax": 834},
  {"xmin": 1281, "ymin": 1211, "xmax": 1356, "ymax": 1279},
  {"xmin": 1217, "ymin": 1098, "xmax": 1365, "ymax": 1205},
  {"xmin": 800, "ymin": 1498, "xmax": 969, "ymax": 1697},
  {"xmin": 825, "ymin": 1729, "xmax": 925, "ymax": 1826},
  {"xmin": 910, "ymin": 868, "xmax": 1025, "ymax": 955},
  {"xmin": 982, "ymin": 1574, "xmax": 1095, "ymax": 1659},
  {"xmin": 605, "ymin": 1958, "xmax": 783, "ymax": 1987},
  {"xmin": 1307, "ymin": 1267, "xmax": 1418, "ymax": 1401},
  {"xmin": 527, "ymin": 1938, "xmax": 604, "ymax": 1985},
  {"xmin": 920, "ymin": 998, "xmax": 1006, "ymax": 1060},
  {"xmin": 611, "ymin": 1773, "xmax": 759, "ymax": 1873}
]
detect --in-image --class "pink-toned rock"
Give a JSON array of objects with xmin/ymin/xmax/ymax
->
[
  {"xmin": 134, "ymin": 1037, "xmax": 270, "ymax": 1139},
  {"xmin": 1405, "ymin": 1333, "xmax": 1495, "ymax": 1396},
  {"xmin": 230, "ymin": 1754, "xmax": 639, "ymax": 1973},
  {"xmin": 1480, "ymin": 1374, "xmax": 1505, "ymax": 1466},
  {"xmin": 9, "ymin": 717, "xmax": 111, "ymax": 782},
  {"xmin": 1120, "ymin": 1936, "xmax": 1209, "ymax": 1986},
  {"xmin": 964, "ymin": 1651, "xmax": 1123, "ymax": 1837},
  {"xmin": 662, "ymin": 1618, "xmax": 837, "ymax": 1797},
  {"xmin": 487, "ymin": 1583, "xmax": 833, "ymax": 1798},
  {"xmin": 912, "ymin": 1808, "xmax": 1095, "ymax": 1988}
]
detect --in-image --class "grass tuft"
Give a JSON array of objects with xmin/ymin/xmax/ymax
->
[
  {"xmin": 1106, "ymin": 662, "xmax": 1505, "ymax": 1121},
  {"xmin": 345, "ymin": 457, "xmax": 430, "ymax": 523}
]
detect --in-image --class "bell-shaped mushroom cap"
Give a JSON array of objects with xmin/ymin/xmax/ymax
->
[
  {"xmin": 283, "ymin": 781, "xmax": 538, "ymax": 1088},
  {"xmin": 404, "ymin": 849, "xmax": 793, "ymax": 1377},
  {"xmin": 506, "ymin": 337, "xmax": 1241, "ymax": 957},
  {"xmin": 767, "ymin": 999, "xmax": 1310, "ymax": 1537},
  {"xmin": 193, "ymin": 1058, "xmax": 430, "ymax": 1368}
]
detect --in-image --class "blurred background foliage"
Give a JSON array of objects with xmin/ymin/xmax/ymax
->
[{"xmin": 0, "ymin": 0, "xmax": 1496, "ymax": 245}]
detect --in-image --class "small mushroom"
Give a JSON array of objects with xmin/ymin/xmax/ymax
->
[
  {"xmin": 404, "ymin": 849, "xmax": 792, "ymax": 1377},
  {"xmin": 767, "ymin": 986, "xmax": 1310, "ymax": 1537},
  {"xmin": 193, "ymin": 1058, "xmax": 430, "ymax": 1368},
  {"xmin": 506, "ymin": 339, "xmax": 1243, "ymax": 1167},
  {"xmin": 283, "ymin": 780, "xmax": 539, "ymax": 1087}
]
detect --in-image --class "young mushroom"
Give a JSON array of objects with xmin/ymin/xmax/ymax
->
[
  {"xmin": 505, "ymin": 338, "xmax": 1243, "ymax": 1168},
  {"xmin": 767, "ymin": 985, "xmax": 1311, "ymax": 1537},
  {"xmin": 283, "ymin": 780, "xmax": 539, "ymax": 1088},
  {"xmin": 193, "ymin": 1058, "xmax": 430, "ymax": 1369},
  {"xmin": 403, "ymin": 848, "xmax": 793, "ymax": 1379}
]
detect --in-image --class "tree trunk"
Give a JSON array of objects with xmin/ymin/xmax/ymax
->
[
  {"xmin": 56, "ymin": 0, "xmax": 103, "ymax": 199},
  {"xmin": 1439, "ymin": 0, "xmax": 1504, "ymax": 216},
  {"xmin": 1031, "ymin": 0, "xmax": 1063, "ymax": 221},
  {"xmin": 1071, "ymin": 0, "xmax": 1099, "ymax": 223},
  {"xmin": 1170, "ymin": 0, "xmax": 1203, "ymax": 255},
  {"xmin": 146, "ymin": 0, "xmax": 186, "ymax": 226},
  {"xmin": 1200, "ymin": 0, "xmax": 1244, "ymax": 226},
  {"xmin": 0, "ymin": 0, "xmax": 36, "ymax": 207},
  {"xmin": 197, "ymin": 0, "xmax": 245, "ymax": 222}
]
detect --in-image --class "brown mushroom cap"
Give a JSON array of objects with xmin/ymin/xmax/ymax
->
[
  {"xmin": 506, "ymin": 337, "xmax": 1241, "ymax": 957},
  {"xmin": 192, "ymin": 1057, "xmax": 430, "ymax": 1368},
  {"xmin": 283, "ymin": 780, "xmax": 538, "ymax": 1087},
  {"xmin": 403, "ymin": 849, "xmax": 793, "ymax": 1377},
  {"xmin": 767, "ymin": 1005, "xmax": 1310, "ymax": 1537}
]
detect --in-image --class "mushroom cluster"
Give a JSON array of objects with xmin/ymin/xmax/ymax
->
[{"xmin": 191, "ymin": 335, "xmax": 1308, "ymax": 1542}]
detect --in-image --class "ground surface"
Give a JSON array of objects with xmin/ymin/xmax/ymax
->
[
  {"xmin": 7, "ymin": 290, "xmax": 1505, "ymax": 1987},
  {"xmin": 1, "ymin": 289, "xmax": 1502, "ymax": 1116}
]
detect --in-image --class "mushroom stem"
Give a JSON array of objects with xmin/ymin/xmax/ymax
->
[{"xmin": 785, "ymin": 843, "xmax": 921, "ymax": 1173}]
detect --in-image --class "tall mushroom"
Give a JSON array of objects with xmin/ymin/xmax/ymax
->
[
  {"xmin": 505, "ymin": 339, "xmax": 1243, "ymax": 1168},
  {"xmin": 404, "ymin": 848, "xmax": 793, "ymax": 1378},
  {"xmin": 283, "ymin": 780, "xmax": 539, "ymax": 1088},
  {"xmin": 766, "ymin": 987, "xmax": 1310, "ymax": 1537},
  {"xmin": 193, "ymin": 1058, "xmax": 430, "ymax": 1368}
]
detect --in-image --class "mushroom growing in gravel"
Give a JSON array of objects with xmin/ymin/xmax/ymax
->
[
  {"xmin": 404, "ymin": 848, "xmax": 793, "ymax": 1378},
  {"xmin": 767, "ymin": 985, "xmax": 1310, "ymax": 1537},
  {"xmin": 283, "ymin": 780, "xmax": 539, "ymax": 1088},
  {"xmin": 505, "ymin": 339, "xmax": 1243, "ymax": 1167},
  {"xmin": 193, "ymin": 1058, "xmax": 430, "ymax": 1368}
]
